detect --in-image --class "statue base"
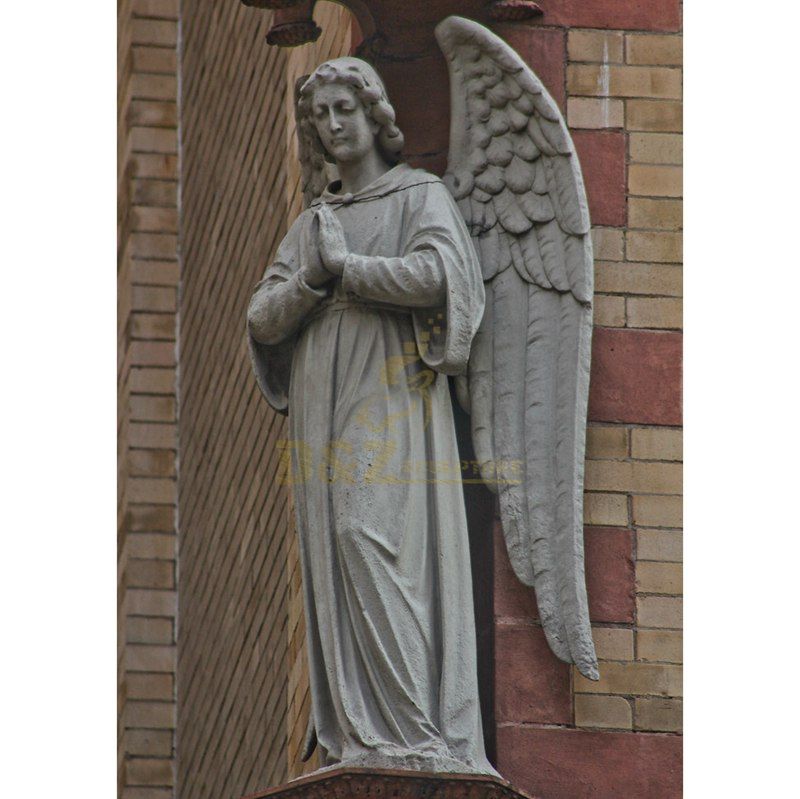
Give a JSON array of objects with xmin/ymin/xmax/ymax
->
[{"xmin": 242, "ymin": 768, "xmax": 537, "ymax": 799}]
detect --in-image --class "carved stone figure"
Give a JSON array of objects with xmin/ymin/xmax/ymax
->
[{"xmin": 247, "ymin": 15, "xmax": 597, "ymax": 777}]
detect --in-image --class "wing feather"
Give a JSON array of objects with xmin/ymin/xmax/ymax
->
[{"xmin": 437, "ymin": 15, "xmax": 598, "ymax": 680}]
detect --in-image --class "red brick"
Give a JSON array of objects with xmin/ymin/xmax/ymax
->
[
  {"xmin": 495, "ymin": 624, "xmax": 571, "ymax": 725},
  {"xmin": 589, "ymin": 328, "xmax": 682, "ymax": 425},
  {"xmin": 497, "ymin": 726, "xmax": 682, "ymax": 799},
  {"xmin": 496, "ymin": 26, "xmax": 567, "ymax": 111},
  {"xmin": 585, "ymin": 527, "xmax": 635, "ymax": 623},
  {"xmin": 543, "ymin": 1, "xmax": 681, "ymax": 32},
  {"xmin": 572, "ymin": 130, "xmax": 626, "ymax": 227},
  {"xmin": 494, "ymin": 522, "xmax": 538, "ymax": 621}
]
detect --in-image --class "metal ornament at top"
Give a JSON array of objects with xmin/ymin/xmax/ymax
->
[{"xmin": 247, "ymin": 13, "xmax": 597, "ymax": 779}]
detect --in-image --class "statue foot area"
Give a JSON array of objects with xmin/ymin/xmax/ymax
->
[{"xmin": 242, "ymin": 767, "xmax": 538, "ymax": 799}]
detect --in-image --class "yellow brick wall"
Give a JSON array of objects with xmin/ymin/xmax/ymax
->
[
  {"xmin": 570, "ymin": 28, "xmax": 683, "ymax": 735},
  {"xmin": 119, "ymin": 1, "xmax": 180, "ymax": 797}
]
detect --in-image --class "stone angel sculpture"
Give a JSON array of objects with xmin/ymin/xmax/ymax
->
[{"xmin": 246, "ymin": 15, "xmax": 596, "ymax": 778}]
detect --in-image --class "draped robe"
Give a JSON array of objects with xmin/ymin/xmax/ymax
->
[{"xmin": 248, "ymin": 163, "xmax": 495, "ymax": 775}]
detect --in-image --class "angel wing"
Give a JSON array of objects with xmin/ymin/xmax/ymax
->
[{"xmin": 436, "ymin": 16, "xmax": 598, "ymax": 680}]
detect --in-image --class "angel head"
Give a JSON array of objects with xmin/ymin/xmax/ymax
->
[{"xmin": 296, "ymin": 58, "xmax": 404, "ymax": 191}]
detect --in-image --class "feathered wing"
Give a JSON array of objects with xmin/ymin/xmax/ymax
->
[{"xmin": 436, "ymin": 16, "xmax": 598, "ymax": 680}]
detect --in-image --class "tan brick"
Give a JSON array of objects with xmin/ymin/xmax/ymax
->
[
  {"xmin": 129, "ymin": 423, "xmax": 176, "ymax": 449},
  {"xmin": 131, "ymin": 395, "xmax": 176, "ymax": 422},
  {"xmin": 132, "ymin": 180, "xmax": 178, "ymax": 207},
  {"xmin": 575, "ymin": 694, "xmax": 632, "ymax": 729},
  {"xmin": 131, "ymin": 234, "xmax": 178, "ymax": 260},
  {"xmin": 130, "ymin": 341, "xmax": 176, "ymax": 367},
  {"xmin": 125, "ymin": 700, "xmax": 176, "ymax": 729},
  {"xmin": 122, "ymin": 787, "xmax": 173, "ymax": 799},
  {"xmin": 133, "ymin": 0, "xmax": 179, "ymax": 19},
  {"xmin": 568, "ymin": 30, "xmax": 624, "ymax": 63},
  {"xmin": 128, "ymin": 558, "xmax": 175, "ymax": 589},
  {"xmin": 568, "ymin": 65, "xmax": 681, "ymax": 99},
  {"xmin": 593, "ymin": 627, "xmax": 634, "ymax": 660},
  {"xmin": 128, "ymin": 100, "xmax": 178, "ymax": 128},
  {"xmin": 636, "ymin": 562, "xmax": 682, "ymax": 595},
  {"xmin": 633, "ymin": 495, "xmax": 682, "ymax": 528},
  {"xmin": 627, "ymin": 231, "xmax": 682, "ymax": 263},
  {"xmin": 637, "ymin": 596, "xmax": 682, "ymax": 628},
  {"xmin": 637, "ymin": 630, "xmax": 682, "ymax": 663},
  {"xmin": 133, "ymin": 153, "xmax": 179, "ymax": 179},
  {"xmin": 628, "ymin": 198, "xmax": 682, "ymax": 230},
  {"xmin": 131, "ymin": 314, "xmax": 176, "ymax": 342},
  {"xmin": 129, "ymin": 450, "xmax": 175, "ymax": 478},
  {"xmin": 132, "ymin": 19, "xmax": 177, "ymax": 47},
  {"xmin": 626, "ymin": 34, "xmax": 683, "ymax": 66},
  {"xmin": 634, "ymin": 697, "xmax": 682, "ymax": 732},
  {"xmin": 125, "ymin": 729, "xmax": 173, "ymax": 757},
  {"xmin": 584, "ymin": 492, "xmax": 629, "ymax": 526},
  {"xmin": 130, "ymin": 367, "xmax": 176, "ymax": 394},
  {"xmin": 128, "ymin": 533, "xmax": 176, "ymax": 560},
  {"xmin": 132, "ymin": 46, "xmax": 177, "ymax": 74},
  {"xmin": 131, "ymin": 127, "xmax": 178, "ymax": 154},
  {"xmin": 587, "ymin": 426, "xmax": 629, "ymax": 459},
  {"xmin": 637, "ymin": 530, "xmax": 682, "ymax": 562},
  {"xmin": 629, "ymin": 165, "xmax": 682, "ymax": 198},
  {"xmin": 627, "ymin": 297, "xmax": 682, "ymax": 329},
  {"xmin": 132, "ymin": 286, "xmax": 176, "ymax": 313},
  {"xmin": 630, "ymin": 133, "xmax": 682, "ymax": 164},
  {"xmin": 626, "ymin": 100, "xmax": 682, "ymax": 132},
  {"xmin": 574, "ymin": 661, "xmax": 682, "ymax": 697},
  {"xmin": 592, "ymin": 227, "xmax": 624, "ymax": 261},
  {"xmin": 585, "ymin": 460, "xmax": 682, "ymax": 494},
  {"xmin": 567, "ymin": 97, "xmax": 624, "ymax": 129},
  {"xmin": 631, "ymin": 428, "xmax": 682, "ymax": 461},
  {"xmin": 127, "ymin": 673, "xmax": 173, "ymax": 701},
  {"xmin": 593, "ymin": 294, "xmax": 626, "ymax": 327},
  {"xmin": 131, "ymin": 74, "xmax": 177, "ymax": 101},
  {"xmin": 126, "ymin": 589, "xmax": 177, "ymax": 616},
  {"xmin": 128, "ymin": 504, "xmax": 175, "ymax": 533},
  {"xmin": 131, "ymin": 261, "xmax": 180, "ymax": 286},
  {"xmin": 126, "ymin": 758, "xmax": 174, "ymax": 787},
  {"xmin": 131, "ymin": 206, "xmax": 178, "ymax": 234},
  {"xmin": 595, "ymin": 261, "xmax": 682, "ymax": 296},
  {"xmin": 127, "ymin": 617, "xmax": 174, "ymax": 645},
  {"xmin": 126, "ymin": 646, "xmax": 177, "ymax": 674}
]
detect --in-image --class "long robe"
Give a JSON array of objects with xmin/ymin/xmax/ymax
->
[{"xmin": 248, "ymin": 163, "xmax": 495, "ymax": 775}]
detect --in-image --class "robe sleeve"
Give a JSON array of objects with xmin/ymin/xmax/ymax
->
[
  {"xmin": 343, "ymin": 180, "xmax": 484, "ymax": 376},
  {"xmin": 247, "ymin": 212, "xmax": 327, "ymax": 413}
]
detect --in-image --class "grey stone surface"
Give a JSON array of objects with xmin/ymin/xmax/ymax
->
[{"xmin": 246, "ymin": 16, "xmax": 597, "ymax": 777}]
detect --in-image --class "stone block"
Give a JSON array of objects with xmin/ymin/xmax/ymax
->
[
  {"xmin": 633, "ymin": 494, "xmax": 682, "ymax": 527},
  {"xmin": 628, "ymin": 198, "xmax": 682, "ymax": 230},
  {"xmin": 568, "ymin": 65, "xmax": 681, "ymax": 100},
  {"xmin": 584, "ymin": 492, "xmax": 628, "ymax": 526},
  {"xmin": 626, "ymin": 297, "xmax": 682, "ymax": 330},
  {"xmin": 626, "ymin": 34, "xmax": 683, "ymax": 66},
  {"xmin": 567, "ymin": 97, "xmax": 624, "ymax": 129},
  {"xmin": 586, "ymin": 425, "xmax": 629, "ymax": 459},
  {"xmin": 631, "ymin": 428, "xmax": 682, "ymax": 461},
  {"xmin": 637, "ymin": 530, "xmax": 682, "ymax": 562},
  {"xmin": 495, "ymin": 625, "xmax": 571, "ymax": 724},
  {"xmin": 572, "ymin": 130, "xmax": 627, "ymax": 226},
  {"xmin": 588, "ymin": 328, "xmax": 682, "ymax": 425},
  {"xmin": 595, "ymin": 261, "xmax": 682, "ymax": 296},
  {"xmin": 627, "ymin": 231, "xmax": 682, "ymax": 263},
  {"xmin": 637, "ymin": 630, "xmax": 682, "ymax": 663},
  {"xmin": 591, "ymin": 626, "xmax": 634, "ymax": 661},
  {"xmin": 496, "ymin": 727, "xmax": 682, "ymax": 799},
  {"xmin": 132, "ymin": 46, "xmax": 178, "ymax": 74},
  {"xmin": 591, "ymin": 227, "xmax": 624, "ymax": 261},
  {"xmin": 636, "ymin": 562, "xmax": 682, "ymax": 595},
  {"xmin": 626, "ymin": 99, "xmax": 682, "ymax": 132},
  {"xmin": 634, "ymin": 697, "xmax": 682, "ymax": 732},
  {"xmin": 629, "ymin": 133, "xmax": 682, "ymax": 164},
  {"xmin": 585, "ymin": 527, "xmax": 635, "ymax": 623},
  {"xmin": 637, "ymin": 596, "xmax": 682, "ymax": 629},
  {"xmin": 574, "ymin": 661, "xmax": 682, "ymax": 697},
  {"xmin": 593, "ymin": 295, "xmax": 625, "ymax": 327},
  {"xmin": 567, "ymin": 29, "xmax": 624, "ymax": 63},
  {"xmin": 628, "ymin": 164, "xmax": 682, "ymax": 197},
  {"xmin": 574, "ymin": 694, "xmax": 632, "ymax": 729}
]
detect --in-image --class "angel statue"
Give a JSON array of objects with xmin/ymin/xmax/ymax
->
[{"xmin": 247, "ymin": 15, "xmax": 597, "ymax": 777}]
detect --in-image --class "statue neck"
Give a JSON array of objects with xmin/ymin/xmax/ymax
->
[{"xmin": 336, "ymin": 148, "xmax": 391, "ymax": 195}]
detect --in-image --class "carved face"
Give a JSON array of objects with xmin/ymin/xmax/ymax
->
[{"xmin": 311, "ymin": 82, "xmax": 379, "ymax": 165}]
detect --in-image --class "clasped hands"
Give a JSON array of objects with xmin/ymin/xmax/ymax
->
[{"xmin": 301, "ymin": 203, "xmax": 349, "ymax": 289}]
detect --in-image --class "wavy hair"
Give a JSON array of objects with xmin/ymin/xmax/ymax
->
[{"xmin": 296, "ymin": 57, "xmax": 404, "ymax": 203}]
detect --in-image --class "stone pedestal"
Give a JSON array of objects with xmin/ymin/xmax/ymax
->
[{"xmin": 242, "ymin": 768, "xmax": 537, "ymax": 799}]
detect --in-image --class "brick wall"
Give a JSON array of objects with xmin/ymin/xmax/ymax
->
[
  {"xmin": 119, "ymin": 1, "xmax": 181, "ymax": 798},
  {"xmin": 492, "ymin": 7, "xmax": 683, "ymax": 798},
  {"xmin": 176, "ymin": 3, "xmax": 350, "ymax": 797}
]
